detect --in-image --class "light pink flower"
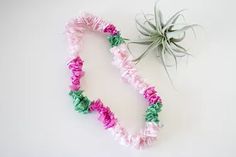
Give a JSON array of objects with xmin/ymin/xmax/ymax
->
[{"xmin": 109, "ymin": 122, "xmax": 160, "ymax": 149}]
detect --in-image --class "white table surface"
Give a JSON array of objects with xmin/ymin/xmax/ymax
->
[{"xmin": 0, "ymin": 0, "xmax": 235, "ymax": 156}]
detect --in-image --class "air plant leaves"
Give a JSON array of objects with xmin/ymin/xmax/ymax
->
[
  {"xmin": 154, "ymin": 2, "xmax": 163, "ymax": 34},
  {"xmin": 171, "ymin": 32, "xmax": 186, "ymax": 42},
  {"xmin": 166, "ymin": 24, "xmax": 198, "ymax": 39},
  {"xmin": 128, "ymin": 1, "xmax": 198, "ymax": 84},
  {"xmin": 143, "ymin": 13, "xmax": 156, "ymax": 30},
  {"xmin": 163, "ymin": 9, "xmax": 186, "ymax": 31}
]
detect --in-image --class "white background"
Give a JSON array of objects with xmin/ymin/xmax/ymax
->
[{"xmin": 0, "ymin": 0, "xmax": 236, "ymax": 156}]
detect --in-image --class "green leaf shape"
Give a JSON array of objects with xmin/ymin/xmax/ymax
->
[
  {"xmin": 69, "ymin": 90, "xmax": 91, "ymax": 114},
  {"xmin": 145, "ymin": 102, "xmax": 162, "ymax": 123},
  {"xmin": 107, "ymin": 33, "xmax": 125, "ymax": 47}
]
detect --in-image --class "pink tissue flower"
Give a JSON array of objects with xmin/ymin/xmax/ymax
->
[
  {"xmin": 143, "ymin": 87, "xmax": 161, "ymax": 104},
  {"xmin": 90, "ymin": 99, "xmax": 117, "ymax": 129},
  {"xmin": 68, "ymin": 56, "xmax": 84, "ymax": 91},
  {"xmin": 66, "ymin": 13, "xmax": 108, "ymax": 54},
  {"xmin": 104, "ymin": 24, "xmax": 118, "ymax": 35},
  {"xmin": 110, "ymin": 44, "xmax": 153, "ymax": 95},
  {"xmin": 109, "ymin": 122, "xmax": 160, "ymax": 149}
]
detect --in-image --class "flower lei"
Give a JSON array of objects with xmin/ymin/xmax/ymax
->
[{"xmin": 65, "ymin": 13, "xmax": 163, "ymax": 149}]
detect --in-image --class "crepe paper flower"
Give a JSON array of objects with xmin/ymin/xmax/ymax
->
[
  {"xmin": 145, "ymin": 102, "xmax": 162, "ymax": 123},
  {"xmin": 68, "ymin": 56, "xmax": 83, "ymax": 69},
  {"xmin": 128, "ymin": 1, "xmax": 198, "ymax": 83},
  {"xmin": 144, "ymin": 122, "xmax": 161, "ymax": 137},
  {"xmin": 68, "ymin": 56, "xmax": 85, "ymax": 91},
  {"xmin": 104, "ymin": 24, "xmax": 118, "ymax": 35},
  {"xmin": 66, "ymin": 13, "xmax": 109, "ymax": 55},
  {"xmin": 107, "ymin": 32, "xmax": 125, "ymax": 47},
  {"xmin": 110, "ymin": 44, "xmax": 151, "ymax": 95},
  {"xmin": 109, "ymin": 122, "xmax": 160, "ymax": 149},
  {"xmin": 89, "ymin": 99, "xmax": 103, "ymax": 112},
  {"xmin": 69, "ymin": 90, "xmax": 91, "ymax": 114},
  {"xmin": 90, "ymin": 99, "xmax": 117, "ymax": 129},
  {"xmin": 144, "ymin": 86, "xmax": 161, "ymax": 104}
]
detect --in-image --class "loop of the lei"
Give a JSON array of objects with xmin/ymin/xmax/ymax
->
[{"xmin": 66, "ymin": 13, "xmax": 163, "ymax": 149}]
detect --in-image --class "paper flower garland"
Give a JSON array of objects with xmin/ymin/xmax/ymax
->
[{"xmin": 65, "ymin": 13, "xmax": 163, "ymax": 149}]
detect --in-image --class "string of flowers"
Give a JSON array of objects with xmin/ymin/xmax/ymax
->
[{"xmin": 65, "ymin": 12, "xmax": 163, "ymax": 149}]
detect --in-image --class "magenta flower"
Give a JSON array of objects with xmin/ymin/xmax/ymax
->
[
  {"xmin": 90, "ymin": 99, "xmax": 117, "ymax": 129},
  {"xmin": 68, "ymin": 56, "xmax": 83, "ymax": 70},
  {"xmin": 144, "ymin": 87, "xmax": 161, "ymax": 104},
  {"xmin": 89, "ymin": 99, "xmax": 103, "ymax": 112},
  {"xmin": 104, "ymin": 24, "xmax": 118, "ymax": 35},
  {"xmin": 68, "ymin": 56, "xmax": 84, "ymax": 91}
]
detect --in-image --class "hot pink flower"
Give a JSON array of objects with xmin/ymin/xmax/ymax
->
[
  {"xmin": 90, "ymin": 99, "xmax": 117, "ymax": 129},
  {"xmin": 104, "ymin": 24, "xmax": 118, "ymax": 35},
  {"xmin": 144, "ymin": 87, "xmax": 161, "ymax": 104},
  {"xmin": 89, "ymin": 99, "xmax": 103, "ymax": 112},
  {"xmin": 68, "ymin": 56, "xmax": 84, "ymax": 91}
]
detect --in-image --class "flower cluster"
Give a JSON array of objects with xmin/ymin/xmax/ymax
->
[
  {"xmin": 104, "ymin": 24, "xmax": 118, "ymax": 35},
  {"xmin": 144, "ymin": 87, "xmax": 161, "ymax": 104},
  {"xmin": 69, "ymin": 90, "xmax": 91, "ymax": 114},
  {"xmin": 90, "ymin": 99, "xmax": 117, "ymax": 129},
  {"xmin": 107, "ymin": 33, "xmax": 125, "ymax": 47},
  {"xmin": 103, "ymin": 24, "xmax": 125, "ymax": 47},
  {"xmin": 68, "ymin": 56, "xmax": 84, "ymax": 91},
  {"xmin": 145, "ymin": 102, "xmax": 162, "ymax": 123}
]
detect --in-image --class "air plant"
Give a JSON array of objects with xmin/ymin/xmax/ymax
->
[{"xmin": 128, "ymin": 1, "xmax": 198, "ymax": 84}]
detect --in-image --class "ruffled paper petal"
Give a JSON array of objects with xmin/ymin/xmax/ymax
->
[
  {"xmin": 90, "ymin": 99, "xmax": 117, "ymax": 129},
  {"xmin": 68, "ymin": 56, "xmax": 84, "ymax": 91},
  {"xmin": 143, "ymin": 86, "xmax": 161, "ymax": 104},
  {"xmin": 107, "ymin": 33, "xmax": 125, "ymax": 47},
  {"xmin": 145, "ymin": 102, "xmax": 162, "ymax": 123},
  {"xmin": 110, "ymin": 44, "xmax": 151, "ymax": 94},
  {"xmin": 109, "ymin": 122, "xmax": 161, "ymax": 149},
  {"xmin": 69, "ymin": 90, "xmax": 91, "ymax": 114}
]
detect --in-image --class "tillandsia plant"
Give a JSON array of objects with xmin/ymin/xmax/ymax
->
[{"xmin": 128, "ymin": 1, "xmax": 198, "ymax": 84}]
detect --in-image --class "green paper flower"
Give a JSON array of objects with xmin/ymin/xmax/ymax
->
[
  {"xmin": 69, "ymin": 90, "xmax": 91, "ymax": 114},
  {"xmin": 74, "ymin": 96, "xmax": 91, "ymax": 113},
  {"xmin": 107, "ymin": 33, "xmax": 125, "ymax": 47},
  {"xmin": 145, "ymin": 102, "xmax": 162, "ymax": 123},
  {"xmin": 69, "ymin": 90, "xmax": 83, "ymax": 100}
]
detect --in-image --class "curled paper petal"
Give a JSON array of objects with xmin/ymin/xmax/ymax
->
[
  {"xmin": 109, "ymin": 122, "xmax": 161, "ymax": 149},
  {"xmin": 110, "ymin": 44, "xmax": 151, "ymax": 95},
  {"xmin": 104, "ymin": 24, "xmax": 118, "ymax": 35},
  {"xmin": 144, "ymin": 86, "xmax": 161, "ymax": 104},
  {"xmin": 107, "ymin": 33, "xmax": 125, "ymax": 47},
  {"xmin": 69, "ymin": 90, "xmax": 91, "ymax": 114},
  {"xmin": 90, "ymin": 99, "xmax": 117, "ymax": 129},
  {"xmin": 65, "ymin": 13, "xmax": 109, "ymax": 55},
  {"xmin": 68, "ymin": 56, "xmax": 84, "ymax": 91},
  {"xmin": 145, "ymin": 102, "xmax": 162, "ymax": 123}
]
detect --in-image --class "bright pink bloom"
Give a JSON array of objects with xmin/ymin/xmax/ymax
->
[
  {"xmin": 90, "ymin": 99, "xmax": 117, "ymax": 129},
  {"xmin": 68, "ymin": 56, "xmax": 84, "ymax": 91},
  {"xmin": 143, "ymin": 87, "xmax": 161, "ymax": 104},
  {"xmin": 104, "ymin": 24, "xmax": 118, "ymax": 35}
]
